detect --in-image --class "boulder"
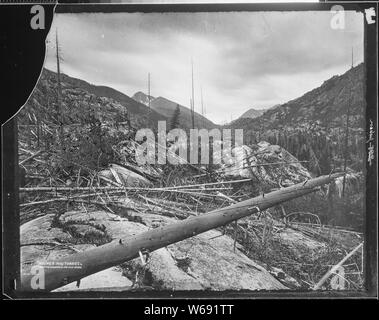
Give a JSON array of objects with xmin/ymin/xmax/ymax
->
[{"xmin": 216, "ymin": 141, "xmax": 311, "ymax": 186}]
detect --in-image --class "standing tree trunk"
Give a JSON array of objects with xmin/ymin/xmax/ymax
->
[
  {"xmin": 327, "ymin": 180, "xmax": 335, "ymax": 225},
  {"xmin": 342, "ymin": 73, "xmax": 353, "ymax": 197},
  {"xmin": 55, "ymin": 30, "xmax": 64, "ymax": 150}
]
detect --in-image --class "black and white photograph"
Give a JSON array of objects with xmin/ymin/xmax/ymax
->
[{"xmin": 1, "ymin": 1, "xmax": 377, "ymax": 300}]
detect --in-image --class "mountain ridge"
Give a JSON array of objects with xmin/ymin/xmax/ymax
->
[
  {"xmin": 43, "ymin": 68, "xmax": 168, "ymax": 127},
  {"xmin": 132, "ymin": 91, "xmax": 217, "ymax": 130}
]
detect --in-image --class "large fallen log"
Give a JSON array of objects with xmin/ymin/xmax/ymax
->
[{"xmin": 20, "ymin": 173, "xmax": 342, "ymax": 291}]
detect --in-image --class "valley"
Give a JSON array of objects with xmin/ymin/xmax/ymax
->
[{"xmin": 17, "ymin": 64, "xmax": 365, "ymax": 293}]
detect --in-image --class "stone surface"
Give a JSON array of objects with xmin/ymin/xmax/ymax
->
[
  {"xmin": 20, "ymin": 210, "xmax": 287, "ymax": 291},
  {"xmin": 215, "ymin": 141, "xmax": 311, "ymax": 185},
  {"xmin": 53, "ymin": 267, "xmax": 132, "ymax": 292}
]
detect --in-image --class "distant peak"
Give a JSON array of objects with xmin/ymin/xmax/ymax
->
[
  {"xmin": 132, "ymin": 91, "xmax": 154, "ymax": 98},
  {"xmin": 132, "ymin": 91, "xmax": 155, "ymax": 106},
  {"xmin": 239, "ymin": 107, "xmax": 265, "ymax": 119}
]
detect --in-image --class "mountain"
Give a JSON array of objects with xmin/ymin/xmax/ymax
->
[
  {"xmin": 230, "ymin": 63, "xmax": 365, "ymax": 132},
  {"xmin": 29, "ymin": 68, "xmax": 167, "ymax": 129},
  {"xmin": 132, "ymin": 92, "xmax": 217, "ymax": 130},
  {"xmin": 239, "ymin": 108, "xmax": 265, "ymax": 119}
]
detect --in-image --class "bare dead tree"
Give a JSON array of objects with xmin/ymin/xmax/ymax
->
[{"xmin": 55, "ymin": 29, "xmax": 64, "ymax": 148}]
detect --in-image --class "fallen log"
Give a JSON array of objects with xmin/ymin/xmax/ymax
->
[
  {"xmin": 19, "ymin": 186, "xmax": 233, "ymax": 192},
  {"xmin": 19, "ymin": 187, "xmax": 233, "ymax": 207},
  {"xmin": 20, "ymin": 173, "xmax": 342, "ymax": 291},
  {"xmin": 156, "ymin": 178, "xmax": 253, "ymax": 190}
]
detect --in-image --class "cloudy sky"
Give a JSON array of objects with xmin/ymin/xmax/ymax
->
[{"xmin": 45, "ymin": 9, "xmax": 363, "ymax": 124}]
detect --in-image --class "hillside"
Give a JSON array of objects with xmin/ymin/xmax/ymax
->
[
  {"xmin": 23, "ymin": 68, "xmax": 168, "ymax": 129},
  {"xmin": 132, "ymin": 91, "xmax": 217, "ymax": 130},
  {"xmin": 231, "ymin": 64, "xmax": 365, "ymax": 132}
]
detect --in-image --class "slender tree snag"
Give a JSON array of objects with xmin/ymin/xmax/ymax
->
[
  {"xmin": 327, "ymin": 180, "xmax": 335, "ymax": 225},
  {"xmin": 19, "ymin": 150, "xmax": 43, "ymax": 166},
  {"xmin": 21, "ymin": 173, "xmax": 342, "ymax": 291},
  {"xmin": 342, "ymin": 73, "xmax": 352, "ymax": 197}
]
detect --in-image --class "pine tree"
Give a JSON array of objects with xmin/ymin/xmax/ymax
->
[{"xmin": 170, "ymin": 105, "xmax": 181, "ymax": 130}]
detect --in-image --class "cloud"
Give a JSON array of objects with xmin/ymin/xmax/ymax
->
[{"xmin": 45, "ymin": 10, "xmax": 363, "ymax": 124}]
